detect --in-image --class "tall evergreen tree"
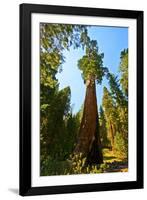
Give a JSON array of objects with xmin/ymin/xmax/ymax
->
[
  {"xmin": 103, "ymin": 48, "xmax": 128, "ymax": 158},
  {"xmin": 119, "ymin": 49, "xmax": 128, "ymax": 97},
  {"xmin": 102, "ymin": 87, "xmax": 117, "ymax": 151},
  {"xmin": 74, "ymin": 39, "xmax": 107, "ymax": 164},
  {"xmin": 99, "ymin": 106, "xmax": 110, "ymax": 148},
  {"xmin": 40, "ymin": 24, "xmax": 88, "ymax": 166}
]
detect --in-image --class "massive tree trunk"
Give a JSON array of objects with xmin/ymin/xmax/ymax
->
[{"xmin": 74, "ymin": 76, "xmax": 103, "ymax": 164}]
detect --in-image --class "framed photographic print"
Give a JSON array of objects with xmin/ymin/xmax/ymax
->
[{"xmin": 19, "ymin": 3, "xmax": 144, "ymax": 196}]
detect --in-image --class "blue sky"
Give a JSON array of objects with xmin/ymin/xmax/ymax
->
[{"xmin": 56, "ymin": 26, "xmax": 128, "ymax": 114}]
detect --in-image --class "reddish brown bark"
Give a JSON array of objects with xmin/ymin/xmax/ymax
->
[{"xmin": 74, "ymin": 77, "xmax": 103, "ymax": 164}]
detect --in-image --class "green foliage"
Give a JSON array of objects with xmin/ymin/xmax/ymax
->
[
  {"xmin": 62, "ymin": 113, "xmax": 80, "ymax": 158},
  {"xmin": 69, "ymin": 153, "xmax": 108, "ymax": 174},
  {"xmin": 40, "ymin": 23, "xmax": 87, "ymax": 89},
  {"xmin": 40, "ymin": 87, "xmax": 71, "ymax": 159},
  {"xmin": 41, "ymin": 153, "xmax": 109, "ymax": 176},
  {"xmin": 40, "ymin": 23, "xmax": 128, "ymax": 175},
  {"xmin": 107, "ymin": 73, "xmax": 127, "ymax": 107},
  {"xmin": 103, "ymin": 50, "xmax": 128, "ymax": 156},
  {"xmin": 78, "ymin": 39, "xmax": 105, "ymax": 83},
  {"xmin": 40, "ymin": 109, "xmax": 80, "ymax": 175},
  {"xmin": 102, "ymin": 87, "xmax": 117, "ymax": 121},
  {"xmin": 114, "ymin": 132, "xmax": 128, "ymax": 159},
  {"xmin": 99, "ymin": 106, "xmax": 110, "ymax": 147},
  {"xmin": 119, "ymin": 49, "xmax": 128, "ymax": 97},
  {"xmin": 40, "ymin": 24, "xmax": 87, "ymax": 51},
  {"xmin": 102, "ymin": 83, "xmax": 128, "ymax": 156},
  {"xmin": 101, "ymin": 49, "xmax": 128, "ymax": 157},
  {"xmin": 40, "ymin": 23, "xmax": 88, "ymax": 104},
  {"xmin": 41, "ymin": 156, "xmax": 70, "ymax": 176},
  {"xmin": 75, "ymin": 104, "xmax": 84, "ymax": 124},
  {"xmin": 40, "ymin": 24, "xmax": 88, "ymax": 175},
  {"xmin": 102, "ymin": 87, "xmax": 118, "ymax": 149},
  {"xmin": 70, "ymin": 153, "xmax": 87, "ymax": 174},
  {"xmin": 108, "ymin": 73, "xmax": 128, "ymax": 137}
]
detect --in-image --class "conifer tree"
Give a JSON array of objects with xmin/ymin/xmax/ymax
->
[{"xmin": 74, "ymin": 39, "xmax": 106, "ymax": 164}]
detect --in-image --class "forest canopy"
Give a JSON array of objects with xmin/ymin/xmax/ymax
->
[{"xmin": 40, "ymin": 23, "xmax": 128, "ymax": 176}]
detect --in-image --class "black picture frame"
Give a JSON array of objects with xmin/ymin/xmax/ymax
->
[{"xmin": 19, "ymin": 3, "xmax": 144, "ymax": 196}]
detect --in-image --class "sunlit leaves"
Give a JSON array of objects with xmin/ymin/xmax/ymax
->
[
  {"xmin": 40, "ymin": 23, "xmax": 87, "ymax": 52},
  {"xmin": 40, "ymin": 23, "xmax": 87, "ymax": 99},
  {"xmin": 101, "ymin": 49, "xmax": 128, "ymax": 158},
  {"xmin": 119, "ymin": 49, "xmax": 128, "ymax": 97},
  {"xmin": 107, "ymin": 73, "xmax": 127, "ymax": 107},
  {"xmin": 40, "ymin": 24, "xmax": 88, "ymax": 169},
  {"xmin": 78, "ymin": 39, "xmax": 105, "ymax": 83},
  {"xmin": 99, "ymin": 106, "xmax": 110, "ymax": 147}
]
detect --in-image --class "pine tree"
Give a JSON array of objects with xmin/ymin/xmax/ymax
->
[{"xmin": 102, "ymin": 87, "xmax": 117, "ymax": 151}]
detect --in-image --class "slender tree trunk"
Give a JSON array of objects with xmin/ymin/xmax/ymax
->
[
  {"xmin": 109, "ymin": 121, "xmax": 114, "ymax": 151},
  {"xmin": 74, "ymin": 76, "xmax": 103, "ymax": 164}
]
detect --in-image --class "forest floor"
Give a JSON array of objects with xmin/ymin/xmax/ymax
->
[
  {"xmin": 40, "ymin": 149, "xmax": 128, "ymax": 176},
  {"xmin": 103, "ymin": 149, "xmax": 128, "ymax": 173}
]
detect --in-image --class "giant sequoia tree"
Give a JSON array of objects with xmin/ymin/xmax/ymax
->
[{"xmin": 74, "ymin": 40, "xmax": 106, "ymax": 164}]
